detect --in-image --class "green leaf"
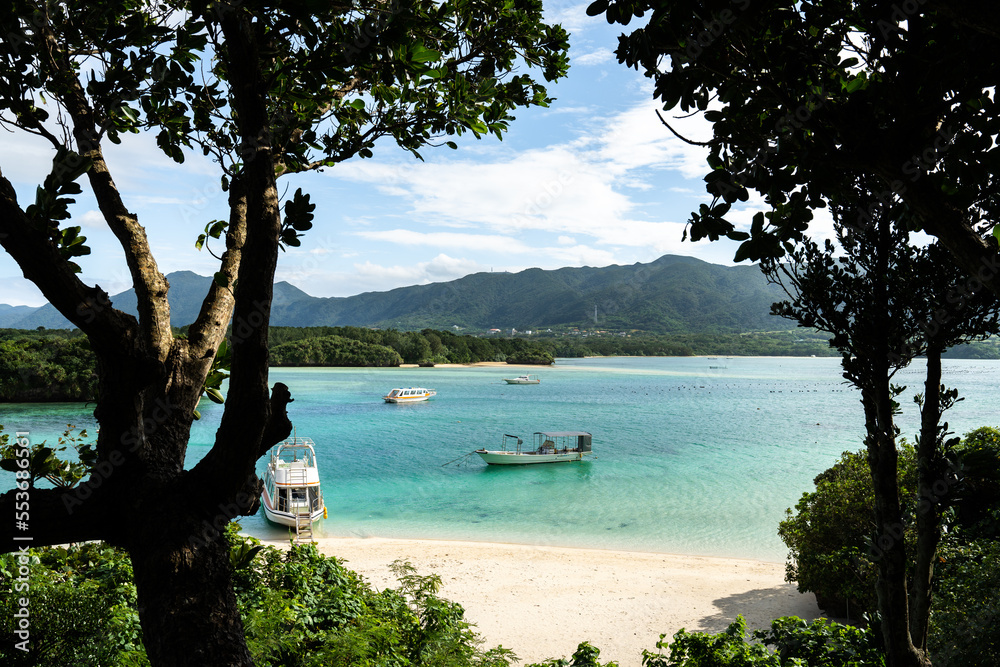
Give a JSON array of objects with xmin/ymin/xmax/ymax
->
[
  {"xmin": 410, "ymin": 45, "xmax": 442, "ymax": 63},
  {"xmin": 843, "ymin": 75, "xmax": 867, "ymax": 93},
  {"xmin": 586, "ymin": 0, "xmax": 609, "ymax": 17}
]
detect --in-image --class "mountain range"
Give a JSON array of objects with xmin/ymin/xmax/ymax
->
[{"xmin": 0, "ymin": 255, "xmax": 793, "ymax": 333}]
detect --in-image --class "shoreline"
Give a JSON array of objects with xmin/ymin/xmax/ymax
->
[
  {"xmin": 397, "ymin": 361, "xmax": 545, "ymax": 368},
  {"xmin": 256, "ymin": 534, "xmax": 821, "ymax": 666}
]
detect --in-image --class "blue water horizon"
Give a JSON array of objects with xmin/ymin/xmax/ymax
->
[{"xmin": 3, "ymin": 356, "xmax": 998, "ymax": 561}]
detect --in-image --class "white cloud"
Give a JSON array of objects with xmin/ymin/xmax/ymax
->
[
  {"xmin": 78, "ymin": 210, "xmax": 106, "ymax": 229},
  {"xmin": 0, "ymin": 277, "xmax": 46, "ymax": 307},
  {"xmin": 354, "ymin": 230, "xmax": 532, "ymax": 254},
  {"xmin": 546, "ymin": 1, "xmax": 598, "ymax": 36},
  {"xmin": 331, "ymin": 98, "xmax": 713, "ymax": 256},
  {"xmin": 353, "ymin": 254, "xmax": 485, "ymax": 290},
  {"xmin": 573, "ymin": 47, "xmax": 615, "ymax": 66},
  {"xmin": 551, "ymin": 105, "xmax": 595, "ymax": 115}
]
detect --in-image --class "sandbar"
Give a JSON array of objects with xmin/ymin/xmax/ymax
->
[{"xmin": 260, "ymin": 535, "xmax": 820, "ymax": 666}]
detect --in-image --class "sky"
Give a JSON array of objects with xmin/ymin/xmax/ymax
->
[{"xmin": 0, "ymin": 1, "xmax": 779, "ymax": 308}]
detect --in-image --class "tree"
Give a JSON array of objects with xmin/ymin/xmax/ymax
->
[
  {"xmin": 0, "ymin": 1, "xmax": 568, "ymax": 664},
  {"xmin": 762, "ymin": 192, "xmax": 999, "ymax": 664},
  {"xmin": 591, "ymin": 2, "xmax": 1000, "ymax": 663},
  {"xmin": 592, "ymin": 0, "xmax": 1000, "ymax": 296}
]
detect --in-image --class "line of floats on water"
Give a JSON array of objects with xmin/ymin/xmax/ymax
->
[
  {"xmin": 261, "ymin": 372, "xmax": 593, "ymax": 532},
  {"xmin": 378, "ymin": 374, "xmax": 592, "ymax": 465}
]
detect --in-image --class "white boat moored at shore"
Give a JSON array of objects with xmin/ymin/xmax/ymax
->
[
  {"xmin": 261, "ymin": 437, "xmax": 325, "ymax": 541},
  {"xmin": 503, "ymin": 374, "xmax": 540, "ymax": 384},
  {"xmin": 476, "ymin": 431, "xmax": 593, "ymax": 465},
  {"xmin": 383, "ymin": 387, "xmax": 436, "ymax": 403}
]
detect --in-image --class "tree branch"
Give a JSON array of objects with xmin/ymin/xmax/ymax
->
[
  {"xmin": 0, "ymin": 171, "xmax": 136, "ymax": 352},
  {"xmin": 655, "ymin": 110, "xmax": 712, "ymax": 147},
  {"xmin": 37, "ymin": 12, "xmax": 173, "ymax": 360},
  {"xmin": 0, "ymin": 484, "xmax": 112, "ymax": 551}
]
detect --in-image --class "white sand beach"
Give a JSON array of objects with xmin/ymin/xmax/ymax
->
[{"xmin": 261, "ymin": 536, "xmax": 821, "ymax": 666}]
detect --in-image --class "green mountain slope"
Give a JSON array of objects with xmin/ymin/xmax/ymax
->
[
  {"xmin": 4, "ymin": 256, "xmax": 792, "ymax": 334},
  {"xmin": 271, "ymin": 255, "xmax": 791, "ymax": 333}
]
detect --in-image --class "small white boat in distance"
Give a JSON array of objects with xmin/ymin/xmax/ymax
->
[
  {"xmin": 261, "ymin": 437, "xmax": 325, "ymax": 538},
  {"xmin": 383, "ymin": 387, "xmax": 436, "ymax": 403},
  {"xmin": 476, "ymin": 431, "xmax": 593, "ymax": 465},
  {"xmin": 503, "ymin": 374, "xmax": 540, "ymax": 384}
]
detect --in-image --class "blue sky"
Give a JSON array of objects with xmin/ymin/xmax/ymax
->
[{"xmin": 1, "ymin": 1, "xmax": 778, "ymax": 308}]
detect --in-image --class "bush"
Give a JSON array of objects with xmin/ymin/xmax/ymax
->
[
  {"xmin": 0, "ymin": 542, "xmax": 147, "ymax": 666},
  {"xmin": 777, "ymin": 448, "xmax": 916, "ymax": 619},
  {"xmin": 952, "ymin": 426, "xmax": 1000, "ymax": 537},
  {"xmin": 640, "ymin": 615, "xmax": 883, "ymax": 667},
  {"xmin": 927, "ymin": 535, "xmax": 1000, "ymax": 666},
  {"xmin": 778, "ymin": 428, "xmax": 1000, "ymax": 663}
]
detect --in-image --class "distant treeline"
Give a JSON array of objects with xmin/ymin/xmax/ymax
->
[
  {"xmin": 268, "ymin": 327, "xmax": 555, "ymax": 366},
  {"xmin": 0, "ymin": 329, "xmax": 97, "ymax": 401},
  {"xmin": 539, "ymin": 330, "xmax": 839, "ymax": 358},
  {"xmin": 2, "ymin": 325, "xmax": 997, "ymax": 403}
]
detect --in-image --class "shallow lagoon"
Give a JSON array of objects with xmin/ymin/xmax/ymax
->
[{"xmin": 3, "ymin": 356, "xmax": 998, "ymax": 560}]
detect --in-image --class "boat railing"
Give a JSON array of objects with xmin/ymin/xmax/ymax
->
[{"xmin": 286, "ymin": 467, "xmax": 309, "ymax": 486}]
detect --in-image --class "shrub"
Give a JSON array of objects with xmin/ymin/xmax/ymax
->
[
  {"xmin": 0, "ymin": 542, "xmax": 147, "ymax": 666},
  {"xmin": 778, "ymin": 428, "xmax": 1000, "ymax": 662},
  {"xmin": 927, "ymin": 535, "xmax": 1000, "ymax": 666},
  {"xmin": 777, "ymin": 448, "xmax": 916, "ymax": 619},
  {"xmin": 640, "ymin": 615, "xmax": 883, "ymax": 667}
]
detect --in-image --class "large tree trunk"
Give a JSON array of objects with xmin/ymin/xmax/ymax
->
[
  {"xmin": 131, "ymin": 519, "xmax": 251, "ymax": 666},
  {"xmin": 864, "ymin": 217, "xmax": 931, "ymax": 667},
  {"xmin": 867, "ymin": 411, "xmax": 927, "ymax": 667},
  {"xmin": 909, "ymin": 347, "xmax": 947, "ymax": 652},
  {"xmin": 124, "ymin": 6, "xmax": 291, "ymax": 664}
]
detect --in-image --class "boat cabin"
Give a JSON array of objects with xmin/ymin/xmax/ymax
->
[
  {"xmin": 264, "ymin": 439, "xmax": 323, "ymax": 517},
  {"xmin": 532, "ymin": 431, "xmax": 592, "ymax": 454},
  {"xmin": 386, "ymin": 388, "xmax": 419, "ymax": 399}
]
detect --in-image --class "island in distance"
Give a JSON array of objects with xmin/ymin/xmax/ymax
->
[{"xmin": 0, "ymin": 255, "xmax": 793, "ymax": 335}]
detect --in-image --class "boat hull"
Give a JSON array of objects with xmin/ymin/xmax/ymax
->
[
  {"xmin": 383, "ymin": 387, "xmax": 436, "ymax": 403},
  {"xmin": 384, "ymin": 395, "xmax": 432, "ymax": 403},
  {"xmin": 261, "ymin": 485, "xmax": 325, "ymax": 527},
  {"xmin": 475, "ymin": 449, "xmax": 586, "ymax": 465},
  {"xmin": 503, "ymin": 379, "xmax": 539, "ymax": 384}
]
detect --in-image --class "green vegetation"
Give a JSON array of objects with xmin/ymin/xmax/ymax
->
[
  {"xmin": 2, "ymin": 534, "xmax": 519, "ymax": 667},
  {"xmin": 270, "ymin": 335, "xmax": 404, "ymax": 367},
  {"xmin": 0, "ymin": 425, "xmax": 96, "ymax": 489},
  {"xmin": 0, "ymin": 329, "xmax": 96, "ymax": 401},
  {"xmin": 642, "ymin": 615, "xmax": 883, "ymax": 667},
  {"xmin": 778, "ymin": 428, "xmax": 1000, "ymax": 665},
  {"xmin": 537, "ymin": 330, "xmax": 837, "ymax": 358},
  {"xmin": 268, "ymin": 327, "xmax": 554, "ymax": 366}
]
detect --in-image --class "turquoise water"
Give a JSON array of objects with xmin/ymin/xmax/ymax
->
[{"xmin": 3, "ymin": 357, "xmax": 999, "ymax": 561}]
